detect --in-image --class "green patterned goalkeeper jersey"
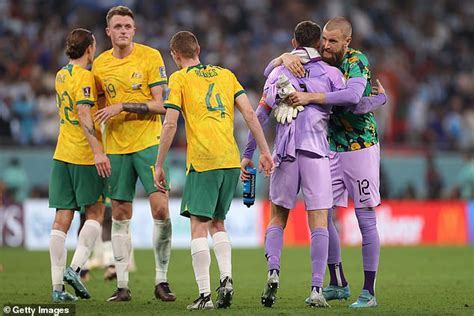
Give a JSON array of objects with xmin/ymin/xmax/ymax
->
[{"xmin": 328, "ymin": 48, "xmax": 379, "ymax": 152}]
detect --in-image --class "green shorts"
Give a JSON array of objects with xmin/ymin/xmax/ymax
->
[
  {"xmin": 181, "ymin": 168, "xmax": 240, "ymax": 220},
  {"xmin": 107, "ymin": 145, "xmax": 169, "ymax": 202},
  {"xmin": 49, "ymin": 160, "xmax": 105, "ymax": 210}
]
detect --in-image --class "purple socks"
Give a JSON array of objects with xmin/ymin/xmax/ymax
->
[
  {"xmin": 327, "ymin": 207, "xmax": 348, "ymax": 287},
  {"xmin": 310, "ymin": 228, "xmax": 329, "ymax": 289},
  {"xmin": 264, "ymin": 225, "xmax": 284, "ymax": 272},
  {"xmin": 356, "ymin": 208, "xmax": 380, "ymax": 295}
]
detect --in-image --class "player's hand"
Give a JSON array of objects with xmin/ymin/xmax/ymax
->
[
  {"xmin": 240, "ymin": 158, "xmax": 254, "ymax": 181},
  {"xmin": 371, "ymin": 79, "xmax": 385, "ymax": 95},
  {"xmin": 281, "ymin": 54, "xmax": 305, "ymax": 78},
  {"xmin": 153, "ymin": 165, "xmax": 167, "ymax": 193},
  {"xmin": 95, "ymin": 103, "xmax": 123, "ymax": 124},
  {"xmin": 258, "ymin": 152, "xmax": 274, "ymax": 177},
  {"xmin": 94, "ymin": 152, "xmax": 111, "ymax": 178},
  {"xmin": 288, "ymin": 91, "xmax": 312, "ymax": 106}
]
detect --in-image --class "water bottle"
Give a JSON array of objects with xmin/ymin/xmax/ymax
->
[{"xmin": 243, "ymin": 166, "xmax": 257, "ymax": 208}]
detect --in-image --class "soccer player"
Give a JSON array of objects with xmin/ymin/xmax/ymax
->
[
  {"xmin": 92, "ymin": 6, "xmax": 174, "ymax": 302},
  {"xmin": 266, "ymin": 17, "xmax": 383, "ymax": 308},
  {"xmin": 242, "ymin": 21, "xmax": 348, "ymax": 308},
  {"xmin": 154, "ymin": 31, "xmax": 274, "ymax": 310},
  {"xmin": 49, "ymin": 28, "xmax": 110, "ymax": 302}
]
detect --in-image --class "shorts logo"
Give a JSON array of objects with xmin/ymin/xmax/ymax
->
[
  {"xmin": 359, "ymin": 197, "xmax": 370, "ymax": 203},
  {"xmin": 159, "ymin": 66, "xmax": 166, "ymax": 78},
  {"xmin": 82, "ymin": 87, "xmax": 91, "ymax": 97}
]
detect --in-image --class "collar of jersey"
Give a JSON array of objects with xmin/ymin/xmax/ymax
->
[{"xmin": 186, "ymin": 63, "xmax": 207, "ymax": 72}]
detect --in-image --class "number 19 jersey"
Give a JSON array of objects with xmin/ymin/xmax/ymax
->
[
  {"xmin": 164, "ymin": 64, "xmax": 245, "ymax": 173},
  {"xmin": 92, "ymin": 43, "xmax": 167, "ymax": 154},
  {"xmin": 53, "ymin": 64, "xmax": 97, "ymax": 165}
]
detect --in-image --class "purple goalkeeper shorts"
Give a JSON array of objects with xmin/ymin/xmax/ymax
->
[
  {"xmin": 269, "ymin": 150, "xmax": 333, "ymax": 210},
  {"xmin": 330, "ymin": 143, "xmax": 380, "ymax": 208}
]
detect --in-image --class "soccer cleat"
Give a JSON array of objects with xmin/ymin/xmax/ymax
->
[
  {"xmin": 107, "ymin": 288, "xmax": 132, "ymax": 302},
  {"xmin": 186, "ymin": 293, "xmax": 214, "ymax": 310},
  {"xmin": 52, "ymin": 290, "xmax": 78, "ymax": 303},
  {"xmin": 261, "ymin": 270, "xmax": 279, "ymax": 308},
  {"xmin": 216, "ymin": 276, "xmax": 234, "ymax": 309},
  {"xmin": 349, "ymin": 289, "xmax": 377, "ymax": 308},
  {"xmin": 63, "ymin": 267, "xmax": 90, "ymax": 299},
  {"xmin": 154, "ymin": 282, "xmax": 176, "ymax": 302},
  {"xmin": 322, "ymin": 284, "xmax": 351, "ymax": 301},
  {"xmin": 103, "ymin": 265, "xmax": 117, "ymax": 281},
  {"xmin": 305, "ymin": 288, "xmax": 330, "ymax": 308}
]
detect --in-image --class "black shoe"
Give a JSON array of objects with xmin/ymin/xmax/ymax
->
[
  {"xmin": 107, "ymin": 288, "xmax": 131, "ymax": 302},
  {"xmin": 154, "ymin": 282, "xmax": 176, "ymax": 302},
  {"xmin": 216, "ymin": 277, "xmax": 234, "ymax": 308}
]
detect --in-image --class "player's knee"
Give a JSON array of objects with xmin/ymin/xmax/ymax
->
[
  {"xmin": 208, "ymin": 219, "xmax": 225, "ymax": 234},
  {"xmin": 52, "ymin": 218, "xmax": 71, "ymax": 233},
  {"xmin": 151, "ymin": 203, "xmax": 169, "ymax": 220},
  {"xmin": 269, "ymin": 216, "xmax": 287, "ymax": 229},
  {"xmin": 85, "ymin": 203, "xmax": 105, "ymax": 223},
  {"xmin": 112, "ymin": 201, "xmax": 132, "ymax": 220}
]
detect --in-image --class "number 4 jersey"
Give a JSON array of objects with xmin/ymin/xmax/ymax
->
[
  {"xmin": 53, "ymin": 63, "xmax": 98, "ymax": 165},
  {"xmin": 164, "ymin": 63, "xmax": 245, "ymax": 173}
]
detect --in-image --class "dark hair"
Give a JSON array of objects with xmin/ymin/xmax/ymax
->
[
  {"xmin": 106, "ymin": 5, "xmax": 134, "ymax": 25},
  {"xmin": 65, "ymin": 28, "xmax": 93, "ymax": 59},
  {"xmin": 170, "ymin": 31, "xmax": 199, "ymax": 59},
  {"xmin": 294, "ymin": 21, "xmax": 321, "ymax": 47}
]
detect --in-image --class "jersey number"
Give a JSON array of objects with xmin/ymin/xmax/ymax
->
[
  {"xmin": 106, "ymin": 83, "xmax": 117, "ymax": 98},
  {"xmin": 205, "ymin": 83, "xmax": 225, "ymax": 118},
  {"xmin": 56, "ymin": 91, "xmax": 79, "ymax": 125}
]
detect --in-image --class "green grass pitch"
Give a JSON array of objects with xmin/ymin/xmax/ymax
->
[{"xmin": 1, "ymin": 246, "xmax": 473, "ymax": 315}]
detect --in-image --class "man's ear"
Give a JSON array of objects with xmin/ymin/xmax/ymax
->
[
  {"xmin": 105, "ymin": 27, "xmax": 110, "ymax": 37},
  {"xmin": 345, "ymin": 36, "xmax": 352, "ymax": 48},
  {"xmin": 291, "ymin": 38, "xmax": 298, "ymax": 49}
]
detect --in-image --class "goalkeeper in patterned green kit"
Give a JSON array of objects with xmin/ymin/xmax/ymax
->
[{"xmin": 265, "ymin": 17, "xmax": 387, "ymax": 308}]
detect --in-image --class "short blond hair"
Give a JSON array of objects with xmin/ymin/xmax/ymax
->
[
  {"xmin": 324, "ymin": 16, "xmax": 352, "ymax": 38},
  {"xmin": 106, "ymin": 6, "xmax": 134, "ymax": 25}
]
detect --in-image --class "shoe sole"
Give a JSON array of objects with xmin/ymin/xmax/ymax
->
[
  {"xmin": 324, "ymin": 293, "xmax": 350, "ymax": 301},
  {"xmin": 107, "ymin": 295, "xmax": 131, "ymax": 302},
  {"xmin": 64, "ymin": 274, "xmax": 90, "ymax": 299},
  {"xmin": 261, "ymin": 282, "xmax": 278, "ymax": 307},
  {"xmin": 309, "ymin": 300, "xmax": 330, "ymax": 308},
  {"xmin": 216, "ymin": 288, "xmax": 233, "ymax": 309}
]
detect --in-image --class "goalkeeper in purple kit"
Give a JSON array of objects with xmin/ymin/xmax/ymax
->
[
  {"xmin": 242, "ymin": 20, "xmax": 347, "ymax": 308},
  {"xmin": 266, "ymin": 16, "xmax": 385, "ymax": 308}
]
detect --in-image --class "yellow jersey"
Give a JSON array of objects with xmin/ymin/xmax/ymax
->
[
  {"xmin": 53, "ymin": 64, "xmax": 98, "ymax": 165},
  {"xmin": 92, "ymin": 43, "xmax": 167, "ymax": 154},
  {"xmin": 164, "ymin": 64, "xmax": 245, "ymax": 173}
]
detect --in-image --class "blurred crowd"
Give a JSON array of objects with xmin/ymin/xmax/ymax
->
[
  {"xmin": 0, "ymin": 0, "xmax": 473, "ymax": 150},
  {"xmin": 0, "ymin": 0, "xmax": 473, "ymax": 202}
]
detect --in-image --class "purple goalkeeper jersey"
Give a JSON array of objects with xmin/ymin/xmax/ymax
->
[{"xmin": 264, "ymin": 60, "xmax": 346, "ymax": 158}]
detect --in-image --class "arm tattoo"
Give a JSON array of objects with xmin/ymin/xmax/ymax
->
[
  {"xmin": 85, "ymin": 124, "xmax": 96, "ymax": 138},
  {"xmin": 123, "ymin": 102, "xmax": 149, "ymax": 114}
]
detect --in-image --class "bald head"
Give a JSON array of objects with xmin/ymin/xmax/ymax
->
[{"xmin": 324, "ymin": 16, "xmax": 352, "ymax": 38}]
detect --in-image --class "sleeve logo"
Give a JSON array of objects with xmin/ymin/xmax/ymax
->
[
  {"xmin": 160, "ymin": 66, "xmax": 167, "ymax": 78},
  {"xmin": 82, "ymin": 87, "xmax": 91, "ymax": 97}
]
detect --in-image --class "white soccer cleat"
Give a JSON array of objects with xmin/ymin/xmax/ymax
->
[{"xmin": 305, "ymin": 287, "xmax": 330, "ymax": 308}]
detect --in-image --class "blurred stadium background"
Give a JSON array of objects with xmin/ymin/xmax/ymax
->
[{"xmin": 0, "ymin": 0, "xmax": 473, "ymax": 314}]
